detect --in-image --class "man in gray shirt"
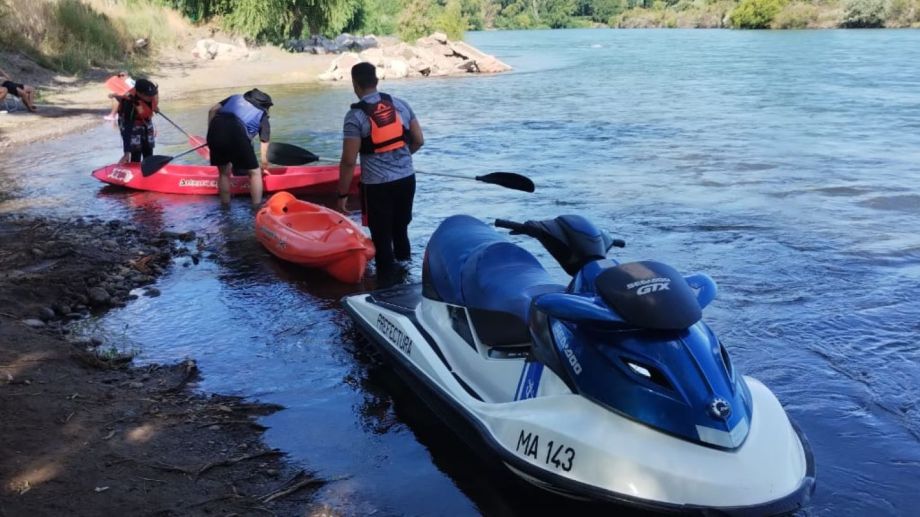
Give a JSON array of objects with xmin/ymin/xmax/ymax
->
[{"xmin": 337, "ymin": 63, "xmax": 424, "ymax": 279}]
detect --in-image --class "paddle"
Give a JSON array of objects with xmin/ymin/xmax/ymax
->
[
  {"xmin": 154, "ymin": 111, "xmax": 210, "ymax": 160},
  {"xmin": 267, "ymin": 142, "xmax": 535, "ymax": 193},
  {"xmin": 142, "ymin": 140, "xmax": 319, "ymax": 177},
  {"xmin": 267, "ymin": 142, "xmax": 320, "ymax": 166},
  {"xmin": 188, "ymin": 134, "xmax": 210, "ymax": 160},
  {"xmin": 141, "ymin": 143, "xmax": 209, "ymax": 176}
]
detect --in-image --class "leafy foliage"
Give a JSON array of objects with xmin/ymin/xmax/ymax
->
[
  {"xmin": 438, "ymin": 0, "xmax": 469, "ymax": 39},
  {"xmin": 729, "ymin": 0, "xmax": 788, "ymax": 27},
  {"xmin": 841, "ymin": 0, "xmax": 885, "ymax": 26}
]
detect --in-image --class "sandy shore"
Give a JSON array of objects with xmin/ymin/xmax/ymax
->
[{"xmin": 0, "ymin": 47, "xmax": 336, "ymax": 151}]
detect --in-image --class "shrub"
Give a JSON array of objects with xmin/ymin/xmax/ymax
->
[
  {"xmin": 398, "ymin": 0, "xmax": 438, "ymax": 40},
  {"xmin": 730, "ymin": 0, "xmax": 789, "ymax": 28},
  {"xmin": 841, "ymin": 0, "xmax": 885, "ymax": 26},
  {"xmin": 884, "ymin": 0, "xmax": 920, "ymax": 26},
  {"xmin": 436, "ymin": 0, "xmax": 468, "ymax": 40},
  {"xmin": 771, "ymin": 1, "xmax": 820, "ymax": 27}
]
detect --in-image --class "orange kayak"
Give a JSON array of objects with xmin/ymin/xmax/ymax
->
[
  {"xmin": 255, "ymin": 192, "xmax": 375, "ymax": 283},
  {"xmin": 104, "ymin": 75, "xmax": 132, "ymax": 96}
]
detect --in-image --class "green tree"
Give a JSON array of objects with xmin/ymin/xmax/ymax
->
[
  {"xmin": 398, "ymin": 0, "xmax": 439, "ymax": 40},
  {"xmin": 841, "ymin": 0, "xmax": 885, "ymax": 26},
  {"xmin": 729, "ymin": 0, "xmax": 788, "ymax": 27},
  {"xmin": 586, "ymin": 0, "xmax": 628, "ymax": 21},
  {"xmin": 437, "ymin": 0, "xmax": 469, "ymax": 39},
  {"xmin": 542, "ymin": 0, "xmax": 578, "ymax": 26},
  {"xmin": 348, "ymin": 0, "xmax": 402, "ymax": 35}
]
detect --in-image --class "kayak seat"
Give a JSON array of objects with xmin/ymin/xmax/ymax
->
[{"xmin": 423, "ymin": 215, "xmax": 563, "ymax": 347}]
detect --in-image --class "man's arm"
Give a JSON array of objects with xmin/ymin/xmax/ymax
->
[
  {"xmin": 408, "ymin": 118, "xmax": 424, "ymax": 154},
  {"xmin": 260, "ymin": 141, "xmax": 270, "ymax": 170},
  {"xmin": 336, "ymin": 137, "xmax": 361, "ymax": 212},
  {"xmin": 258, "ymin": 115, "xmax": 271, "ymax": 169}
]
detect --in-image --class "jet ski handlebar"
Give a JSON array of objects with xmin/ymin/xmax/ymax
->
[
  {"xmin": 495, "ymin": 218, "xmax": 626, "ymax": 249},
  {"xmin": 494, "ymin": 218, "xmax": 530, "ymax": 235}
]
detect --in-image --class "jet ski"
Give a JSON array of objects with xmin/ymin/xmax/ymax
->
[{"xmin": 342, "ymin": 214, "xmax": 815, "ymax": 514}]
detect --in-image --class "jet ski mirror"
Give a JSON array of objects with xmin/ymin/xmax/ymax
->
[
  {"xmin": 684, "ymin": 273, "xmax": 718, "ymax": 309},
  {"xmin": 604, "ymin": 234, "xmax": 626, "ymax": 252},
  {"xmin": 533, "ymin": 292, "xmax": 629, "ymax": 327}
]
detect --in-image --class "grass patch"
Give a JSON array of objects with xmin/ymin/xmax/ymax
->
[{"xmin": 0, "ymin": 0, "xmax": 179, "ymax": 75}]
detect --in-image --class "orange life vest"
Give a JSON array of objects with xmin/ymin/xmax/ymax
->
[
  {"xmin": 351, "ymin": 93, "xmax": 408, "ymax": 154},
  {"xmin": 119, "ymin": 89, "xmax": 158, "ymax": 126}
]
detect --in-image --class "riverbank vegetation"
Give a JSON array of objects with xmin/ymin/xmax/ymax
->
[
  {"xmin": 2, "ymin": 0, "xmax": 917, "ymax": 76},
  {"xmin": 0, "ymin": 0, "xmax": 182, "ymax": 74},
  {"xmin": 164, "ymin": 0, "xmax": 918, "ymax": 38}
]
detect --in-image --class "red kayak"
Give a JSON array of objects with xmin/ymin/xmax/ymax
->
[{"xmin": 91, "ymin": 163, "xmax": 360, "ymax": 196}]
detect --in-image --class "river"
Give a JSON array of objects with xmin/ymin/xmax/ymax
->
[{"xmin": 2, "ymin": 28, "xmax": 919, "ymax": 515}]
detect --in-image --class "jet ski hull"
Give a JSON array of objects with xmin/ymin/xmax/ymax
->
[{"xmin": 343, "ymin": 286, "xmax": 815, "ymax": 515}]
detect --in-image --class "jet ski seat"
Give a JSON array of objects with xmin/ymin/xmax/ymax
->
[{"xmin": 423, "ymin": 215, "xmax": 563, "ymax": 346}]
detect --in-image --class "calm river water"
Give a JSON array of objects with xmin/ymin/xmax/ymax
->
[{"xmin": 2, "ymin": 29, "xmax": 919, "ymax": 515}]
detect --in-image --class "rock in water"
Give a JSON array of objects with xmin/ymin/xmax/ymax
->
[{"xmin": 87, "ymin": 287, "xmax": 111, "ymax": 306}]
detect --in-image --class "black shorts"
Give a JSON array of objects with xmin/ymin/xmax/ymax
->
[
  {"xmin": 207, "ymin": 114, "xmax": 259, "ymax": 172},
  {"xmin": 121, "ymin": 123, "xmax": 155, "ymax": 162},
  {"xmin": 2, "ymin": 81, "xmax": 23, "ymax": 97}
]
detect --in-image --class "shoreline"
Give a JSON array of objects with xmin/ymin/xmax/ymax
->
[
  {"xmin": 0, "ymin": 47, "xmax": 337, "ymax": 151},
  {"xmin": 0, "ymin": 213, "xmax": 329, "ymax": 514}
]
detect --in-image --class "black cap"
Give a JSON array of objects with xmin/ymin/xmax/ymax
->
[
  {"xmin": 135, "ymin": 78, "xmax": 158, "ymax": 96},
  {"xmin": 244, "ymin": 88, "xmax": 273, "ymax": 110}
]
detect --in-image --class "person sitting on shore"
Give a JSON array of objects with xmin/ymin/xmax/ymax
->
[
  {"xmin": 105, "ymin": 71, "xmax": 135, "ymax": 121},
  {"xmin": 205, "ymin": 89, "xmax": 273, "ymax": 206},
  {"xmin": 0, "ymin": 66, "xmax": 38, "ymax": 112},
  {"xmin": 117, "ymin": 78, "xmax": 159, "ymax": 164}
]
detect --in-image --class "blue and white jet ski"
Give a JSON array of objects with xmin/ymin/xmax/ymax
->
[{"xmin": 342, "ymin": 214, "xmax": 815, "ymax": 514}]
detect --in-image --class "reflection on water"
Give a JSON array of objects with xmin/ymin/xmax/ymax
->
[{"xmin": 2, "ymin": 28, "xmax": 919, "ymax": 515}]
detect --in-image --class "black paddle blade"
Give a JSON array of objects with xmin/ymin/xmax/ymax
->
[
  {"xmin": 141, "ymin": 155, "xmax": 173, "ymax": 177},
  {"xmin": 268, "ymin": 142, "xmax": 319, "ymax": 166},
  {"xmin": 475, "ymin": 172, "xmax": 535, "ymax": 193}
]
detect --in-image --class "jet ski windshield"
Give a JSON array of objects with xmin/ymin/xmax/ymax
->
[{"xmin": 594, "ymin": 260, "xmax": 702, "ymax": 330}]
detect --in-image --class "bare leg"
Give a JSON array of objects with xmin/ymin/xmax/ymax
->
[
  {"xmin": 217, "ymin": 164, "xmax": 232, "ymax": 206},
  {"xmin": 0, "ymin": 87, "xmax": 7, "ymax": 107},
  {"xmin": 248, "ymin": 168, "xmax": 263, "ymax": 206},
  {"xmin": 19, "ymin": 86, "xmax": 36, "ymax": 112},
  {"xmin": 107, "ymin": 98, "xmax": 118, "ymax": 119}
]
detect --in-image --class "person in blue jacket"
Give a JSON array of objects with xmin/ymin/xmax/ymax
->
[{"xmin": 206, "ymin": 89, "xmax": 273, "ymax": 206}]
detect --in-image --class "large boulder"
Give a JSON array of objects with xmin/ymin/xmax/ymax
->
[
  {"xmin": 318, "ymin": 32, "xmax": 510, "ymax": 81},
  {"xmin": 318, "ymin": 52, "xmax": 362, "ymax": 81},
  {"xmin": 384, "ymin": 58, "xmax": 409, "ymax": 79},
  {"xmin": 193, "ymin": 38, "xmax": 250, "ymax": 61}
]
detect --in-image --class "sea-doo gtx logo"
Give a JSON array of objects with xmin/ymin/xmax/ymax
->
[
  {"xmin": 376, "ymin": 314, "xmax": 413, "ymax": 355},
  {"xmin": 627, "ymin": 277, "xmax": 671, "ymax": 296},
  {"xmin": 708, "ymin": 398, "xmax": 732, "ymax": 420},
  {"xmin": 108, "ymin": 167, "xmax": 134, "ymax": 183}
]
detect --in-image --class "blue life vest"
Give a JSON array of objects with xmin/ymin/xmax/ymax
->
[{"xmin": 218, "ymin": 95, "xmax": 264, "ymax": 138}]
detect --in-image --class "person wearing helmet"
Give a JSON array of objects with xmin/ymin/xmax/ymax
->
[
  {"xmin": 336, "ymin": 62, "xmax": 424, "ymax": 280},
  {"xmin": 206, "ymin": 88, "xmax": 273, "ymax": 206},
  {"xmin": 115, "ymin": 78, "xmax": 159, "ymax": 163}
]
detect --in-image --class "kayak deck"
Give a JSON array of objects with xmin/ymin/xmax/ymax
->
[
  {"xmin": 255, "ymin": 192, "xmax": 374, "ymax": 283},
  {"xmin": 91, "ymin": 163, "xmax": 360, "ymax": 196}
]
